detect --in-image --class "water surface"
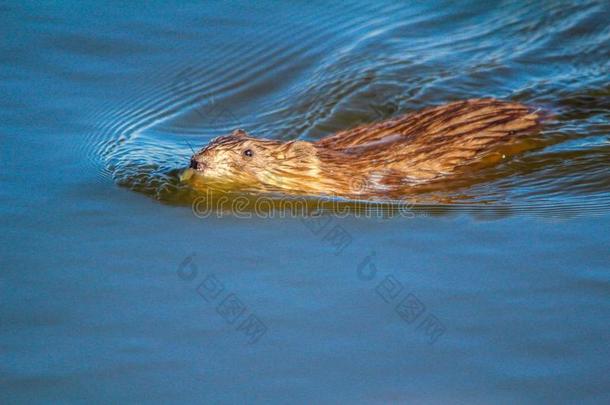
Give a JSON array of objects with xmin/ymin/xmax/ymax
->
[{"xmin": 2, "ymin": 0, "xmax": 610, "ymax": 403}]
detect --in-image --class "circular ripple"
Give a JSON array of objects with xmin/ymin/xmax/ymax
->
[{"xmin": 87, "ymin": 0, "xmax": 610, "ymax": 217}]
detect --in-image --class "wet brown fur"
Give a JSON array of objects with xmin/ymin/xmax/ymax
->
[{"xmin": 189, "ymin": 98, "xmax": 541, "ymax": 198}]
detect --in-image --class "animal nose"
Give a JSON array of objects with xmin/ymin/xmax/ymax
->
[
  {"xmin": 190, "ymin": 157, "xmax": 208, "ymax": 171},
  {"xmin": 190, "ymin": 157, "xmax": 206, "ymax": 170}
]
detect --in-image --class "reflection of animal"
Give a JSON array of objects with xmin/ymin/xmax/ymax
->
[{"xmin": 188, "ymin": 99, "xmax": 541, "ymax": 198}]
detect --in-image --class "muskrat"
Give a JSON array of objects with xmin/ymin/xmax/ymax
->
[{"xmin": 185, "ymin": 98, "xmax": 541, "ymax": 198}]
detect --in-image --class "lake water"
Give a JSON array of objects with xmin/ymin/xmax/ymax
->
[{"xmin": 2, "ymin": 0, "xmax": 609, "ymax": 403}]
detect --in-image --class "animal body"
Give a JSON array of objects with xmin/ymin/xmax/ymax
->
[{"xmin": 187, "ymin": 98, "xmax": 541, "ymax": 198}]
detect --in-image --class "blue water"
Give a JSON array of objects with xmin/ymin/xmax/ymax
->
[{"xmin": 2, "ymin": 1, "xmax": 610, "ymax": 403}]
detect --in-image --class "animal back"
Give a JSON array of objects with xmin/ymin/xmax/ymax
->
[{"xmin": 316, "ymin": 98, "xmax": 541, "ymax": 182}]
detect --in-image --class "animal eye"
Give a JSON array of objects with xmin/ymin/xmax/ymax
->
[{"xmin": 243, "ymin": 149, "xmax": 253, "ymax": 157}]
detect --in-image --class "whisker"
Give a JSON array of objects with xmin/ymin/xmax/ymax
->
[{"xmin": 186, "ymin": 140, "xmax": 196, "ymax": 154}]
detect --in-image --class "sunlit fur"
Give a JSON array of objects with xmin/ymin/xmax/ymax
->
[
  {"xmin": 190, "ymin": 129, "xmax": 322, "ymax": 194},
  {"xmin": 189, "ymin": 99, "xmax": 541, "ymax": 198}
]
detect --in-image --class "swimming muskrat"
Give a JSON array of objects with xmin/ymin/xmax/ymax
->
[{"xmin": 185, "ymin": 98, "xmax": 541, "ymax": 198}]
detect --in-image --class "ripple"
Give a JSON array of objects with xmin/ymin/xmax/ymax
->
[{"xmin": 86, "ymin": 0, "xmax": 610, "ymax": 217}]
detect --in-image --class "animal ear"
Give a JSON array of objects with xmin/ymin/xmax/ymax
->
[
  {"xmin": 231, "ymin": 129, "xmax": 248, "ymax": 138},
  {"xmin": 285, "ymin": 140, "xmax": 316, "ymax": 160}
]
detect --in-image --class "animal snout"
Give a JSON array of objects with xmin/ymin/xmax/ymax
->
[{"xmin": 190, "ymin": 157, "xmax": 206, "ymax": 171}]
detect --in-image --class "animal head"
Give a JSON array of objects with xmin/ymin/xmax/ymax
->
[{"xmin": 189, "ymin": 129, "xmax": 319, "ymax": 191}]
